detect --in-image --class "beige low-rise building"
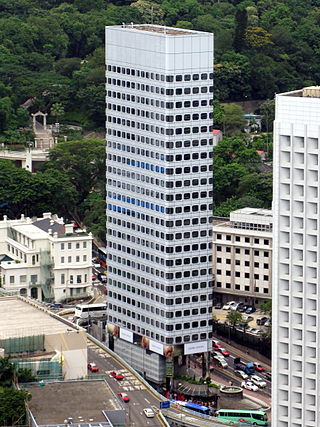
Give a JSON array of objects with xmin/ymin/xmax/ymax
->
[
  {"xmin": 0, "ymin": 212, "xmax": 93, "ymax": 302},
  {"xmin": 212, "ymin": 207, "xmax": 272, "ymax": 304},
  {"xmin": 0, "ymin": 296, "xmax": 87, "ymax": 379}
]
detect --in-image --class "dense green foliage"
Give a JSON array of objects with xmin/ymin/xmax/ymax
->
[
  {"xmin": 0, "ymin": 0, "xmax": 319, "ymax": 132},
  {"xmin": 213, "ymin": 136, "xmax": 273, "ymax": 216},
  {"xmin": 0, "ymin": 138, "xmax": 106, "ymax": 241},
  {"xmin": 0, "ymin": 357, "xmax": 34, "ymax": 426}
]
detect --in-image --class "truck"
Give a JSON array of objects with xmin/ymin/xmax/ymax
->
[{"xmin": 234, "ymin": 357, "xmax": 255, "ymax": 375}]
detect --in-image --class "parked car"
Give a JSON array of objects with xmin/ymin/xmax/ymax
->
[
  {"xmin": 264, "ymin": 319, "xmax": 272, "ymax": 327},
  {"xmin": 88, "ymin": 362, "xmax": 99, "ymax": 372},
  {"xmin": 222, "ymin": 301, "xmax": 237, "ymax": 310},
  {"xmin": 250, "ymin": 329, "xmax": 264, "ymax": 336},
  {"xmin": 216, "ymin": 347, "xmax": 230, "ymax": 357},
  {"xmin": 245, "ymin": 306, "xmax": 256, "ymax": 314},
  {"xmin": 253, "ymin": 362, "xmax": 265, "ymax": 372},
  {"xmin": 110, "ymin": 371, "xmax": 124, "ymax": 380},
  {"xmin": 143, "ymin": 408, "xmax": 155, "ymax": 418},
  {"xmin": 242, "ymin": 315, "xmax": 254, "ymax": 323},
  {"xmin": 256, "ymin": 316, "xmax": 269, "ymax": 326},
  {"xmin": 92, "ymin": 259, "xmax": 101, "ymax": 269},
  {"xmin": 98, "ymin": 273, "xmax": 107, "ymax": 283},
  {"xmin": 49, "ymin": 303, "xmax": 63, "ymax": 310},
  {"xmin": 241, "ymin": 381, "xmax": 259, "ymax": 392},
  {"xmin": 212, "ymin": 355, "xmax": 228, "ymax": 368},
  {"xmin": 250, "ymin": 375, "xmax": 267, "ymax": 388},
  {"xmin": 117, "ymin": 392, "xmax": 130, "ymax": 402},
  {"xmin": 234, "ymin": 369, "xmax": 248, "ymax": 380},
  {"xmin": 214, "ymin": 302, "xmax": 223, "ymax": 309},
  {"xmin": 237, "ymin": 305, "xmax": 248, "ymax": 313},
  {"xmin": 212, "ymin": 351, "xmax": 223, "ymax": 358},
  {"xmin": 230, "ymin": 302, "xmax": 243, "ymax": 311},
  {"xmin": 265, "ymin": 372, "xmax": 272, "ymax": 381}
]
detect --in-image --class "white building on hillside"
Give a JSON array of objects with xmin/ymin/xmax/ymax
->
[
  {"xmin": 272, "ymin": 86, "xmax": 320, "ymax": 427},
  {"xmin": 106, "ymin": 24, "xmax": 214, "ymax": 383},
  {"xmin": 0, "ymin": 213, "xmax": 93, "ymax": 302},
  {"xmin": 212, "ymin": 207, "xmax": 272, "ymax": 304}
]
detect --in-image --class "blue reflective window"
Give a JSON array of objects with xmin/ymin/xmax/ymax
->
[
  {"xmin": 146, "ymin": 202, "xmax": 149, "ymax": 208},
  {"xmin": 151, "ymin": 165, "xmax": 154, "ymax": 171},
  {"xmin": 156, "ymin": 166, "xmax": 160, "ymax": 172},
  {"xmin": 156, "ymin": 205, "xmax": 160, "ymax": 211},
  {"xmin": 108, "ymin": 204, "xmax": 112, "ymax": 210},
  {"xmin": 131, "ymin": 160, "xmax": 135, "ymax": 166},
  {"xmin": 141, "ymin": 162, "xmax": 145, "ymax": 169},
  {"xmin": 137, "ymin": 161, "xmax": 140, "ymax": 167},
  {"xmin": 131, "ymin": 198, "xmax": 135, "ymax": 204},
  {"xmin": 126, "ymin": 197, "xmax": 130, "ymax": 203},
  {"xmin": 160, "ymin": 167, "xmax": 165, "ymax": 173},
  {"xmin": 141, "ymin": 201, "xmax": 145, "ymax": 207},
  {"xmin": 146, "ymin": 163, "xmax": 150, "ymax": 170},
  {"xmin": 151, "ymin": 203, "xmax": 154, "ymax": 210},
  {"xmin": 160, "ymin": 207, "xmax": 165, "ymax": 213},
  {"xmin": 117, "ymin": 207, "xmax": 121, "ymax": 212},
  {"xmin": 137, "ymin": 200, "xmax": 140, "ymax": 206},
  {"xmin": 113, "ymin": 206, "xmax": 116, "ymax": 211}
]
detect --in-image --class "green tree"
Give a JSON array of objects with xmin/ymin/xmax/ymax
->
[
  {"xmin": 0, "ymin": 386, "xmax": 31, "ymax": 426},
  {"xmin": 80, "ymin": 192, "xmax": 106, "ymax": 243},
  {"xmin": 260, "ymin": 300, "xmax": 272, "ymax": 315},
  {"xmin": 131, "ymin": 0, "xmax": 164, "ymax": 24},
  {"xmin": 226, "ymin": 311, "xmax": 243, "ymax": 328},
  {"xmin": 223, "ymin": 104, "xmax": 246, "ymax": 136},
  {"xmin": 259, "ymin": 99, "xmax": 275, "ymax": 133},
  {"xmin": 233, "ymin": 8, "xmax": 248, "ymax": 52},
  {"xmin": 44, "ymin": 138, "xmax": 105, "ymax": 204},
  {"xmin": 212, "ymin": 99, "xmax": 225, "ymax": 130},
  {"xmin": 237, "ymin": 172, "xmax": 273, "ymax": 208},
  {"xmin": 50, "ymin": 102, "xmax": 65, "ymax": 123}
]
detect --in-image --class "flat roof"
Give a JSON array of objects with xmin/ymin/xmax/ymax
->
[
  {"xmin": 26, "ymin": 380, "xmax": 122, "ymax": 425},
  {"xmin": 0, "ymin": 297, "xmax": 74, "ymax": 339},
  {"xmin": 12, "ymin": 223, "xmax": 48, "ymax": 240},
  {"xmin": 112, "ymin": 24, "xmax": 204, "ymax": 36}
]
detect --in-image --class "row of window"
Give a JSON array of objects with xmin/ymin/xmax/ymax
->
[
  {"xmin": 216, "ymin": 234, "xmax": 270, "ymax": 245},
  {"xmin": 107, "ymin": 136, "xmax": 213, "ymax": 149},
  {"xmin": 216, "ymin": 246, "xmax": 270, "ymax": 257},
  {"xmin": 7, "ymin": 274, "xmax": 38, "ymax": 285},
  {"xmin": 215, "ymin": 281, "xmax": 270, "ymax": 294},
  {"xmin": 108, "ymin": 227, "xmax": 211, "ymax": 242},
  {"xmin": 109, "ymin": 264, "xmax": 212, "ymax": 280},
  {"xmin": 60, "ymin": 255, "xmax": 88, "ymax": 263},
  {"xmin": 109, "ymin": 278, "xmax": 212, "ymax": 293},
  {"xmin": 108, "ymin": 152, "xmax": 212, "ymax": 164},
  {"xmin": 108, "ymin": 121, "xmax": 212, "ymax": 136},
  {"xmin": 107, "ymin": 78, "xmax": 213, "ymax": 96},
  {"xmin": 109, "ymin": 290, "xmax": 210, "ymax": 305},
  {"xmin": 216, "ymin": 270, "xmax": 270, "ymax": 280},
  {"xmin": 108, "ymin": 190, "xmax": 211, "ymax": 204},
  {"xmin": 107, "ymin": 91, "xmax": 212, "ymax": 109},
  {"xmin": 60, "ymin": 273, "xmax": 88, "ymax": 284},
  {"xmin": 60, "ymin": 242, "xmax": 87, "ymax": 250},
  {"xmin": 108, "ymin": 102, "xmax": 211, "ymax": 117},
  {"xmin": 107, "ymin": 163, "xmax": 212, "ymax": 178},
  {"xmin": 216, "ymin": 258, "xmax": 269, "ymax": 269},
  {"xmin": 108, "ymin": 315, "xmax": 212, "ymax": 345},
  {"xmin": 109, "ymin": 251, "xmax": 211, "ymax": 267},
  {"xmin": 110, "ymin": 142, "xmax": 212, "ymax": 160},
  {"xmin": 107, "ymin": 65, "xmax": 213, "ymax": 82}
]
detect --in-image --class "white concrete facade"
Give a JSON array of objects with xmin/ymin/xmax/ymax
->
[
  {"xmin": 105, "ymin": 25, "xmax": 214, "ymax": 366},
  {"xmin": 0, "ymin": 213, "xmax": 93, "ymax": 302},
  {"xmin": 212, "ymin": 208, "xmax": 272, "ymax": 303},
  {"xmin": 272, "ymin": 87, "xmax": 320, "ymax": 427}
]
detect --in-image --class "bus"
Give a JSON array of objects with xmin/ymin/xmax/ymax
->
[
  {"xmin": 74, "ymin": 303, "xmax": 107, "ymax": 319},
  {"xmin": 215, "ymin": 409, "xmax": 268, "ymax": 425},
  {"xmin": 178, "ymin": 401, "xmax": 211, "ymax": 416}
]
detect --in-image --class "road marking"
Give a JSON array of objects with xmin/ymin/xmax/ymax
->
[{"xmin": 144, "ymin": 398, "xmax": 151, "ymax": 404}]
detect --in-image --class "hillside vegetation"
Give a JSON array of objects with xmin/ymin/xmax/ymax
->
[{"xmin": 0, "ymin": 0, "xmax": 319, "ymax": 133}]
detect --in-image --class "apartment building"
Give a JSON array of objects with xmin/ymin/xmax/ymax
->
[
  {"xmin": 272, "ymin": 86, "xmax": 320, "ymax": 427},
  {"xmin": 212, "ymin": 207, "xmax": 272, "ymax": 304},
  {"xmin": 105, "ymin": 24, "xmax": 214, "ymax": 383},
  {"xmin": 0, "ymin": 213, "xmax": 93, "ymax": 302}
]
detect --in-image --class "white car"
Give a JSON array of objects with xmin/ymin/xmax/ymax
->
[
  {"xmin": 213, "ymin": 356, "xmax": 228, "ymax": 368},
  {"xmin": 251, "ymin": 375, "xmax": 267, "ymax": 388},
  {"xmin": 222, "ymin": 301, "xmax": 237, "ymax": 310},
  {"xmin": 92, "ymin": 261, "xmax": 101, "ymax": 269},
  {"xmin": 143, "ymin": 408, "xmax": 155, "ymax": 418},
  {"xmin": 241, "ymin": 381, "xmax": 259, "ymax": 392},
  {"xmin": 234, "ymin": 369, "xmax": 248, "ymax": 380},
  {"xmin": 212, "ymin": 339, "xmax": 221, "ymax": 346}
]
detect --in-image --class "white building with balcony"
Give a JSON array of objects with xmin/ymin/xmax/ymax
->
[
  {"xmin": 0, "ymin": 213, "xmax": 93, "ymax": 302},
  {"xmin": 272, "ymin": 86, "xmax": 320, "ymax": 427},
  {"xmin": 106, "ymin": 24, "xmax": 214, "ymax": 383},
  {"xmin": 212, "ymin": 208, "xmax": 272, "ymax": 304}
]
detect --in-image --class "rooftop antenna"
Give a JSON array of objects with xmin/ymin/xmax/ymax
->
[
  {"xmin": 131, "ymin": 22, "xmax": 134, "ymax": 28},
  {"xmin": 151, "ymin": 6, "xmax": 154, "ymax": 24},
  {"xmin": 122, "ymin": 22, "xmax": 125, "ymax": 28}
]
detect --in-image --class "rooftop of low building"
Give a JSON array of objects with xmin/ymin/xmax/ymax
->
[
  {"xmin": 0, "ymin": 296, "xmax": 77, "ymax": 339},
  {"xmin": 26, "ymin": 379, "xmax": 122, "ymax": 425}
]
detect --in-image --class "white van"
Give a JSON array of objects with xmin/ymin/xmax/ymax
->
[{"xmin": 213, "ymin": 356, "xmax": 228, "ymax": 369}]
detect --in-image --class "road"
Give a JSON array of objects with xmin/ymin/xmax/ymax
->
[{"xmin": 87, "ymin": 340, "xmax": 164, "ymax": 426}]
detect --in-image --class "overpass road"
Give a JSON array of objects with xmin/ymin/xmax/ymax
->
[{"xmin": 87, "ymin": 340, "xmax": 165, "ymax": 426}]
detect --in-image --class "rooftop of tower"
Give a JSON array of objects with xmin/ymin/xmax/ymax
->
[
  {"xmin": 116, "ymin": 23, "xmax": 204, "ymax": 36},
  {"xmin": 280, "ymin": 86, "xmax": 320, "ymax": 97}
]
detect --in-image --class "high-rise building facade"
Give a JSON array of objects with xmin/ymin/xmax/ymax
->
[
  {"xmin": 105, "ymin": 24, "xmax": 214, "ymax": 383},
  {"xmin": 272, "ymin": 86, "xmax": 320, "ymax": 427}
]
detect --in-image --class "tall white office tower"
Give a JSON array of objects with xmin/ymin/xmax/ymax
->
[
  {"xmin": 105, "ymin": 25, "xmax": 214, "ymax": 384},
  {"xmin": 272, "ymin": 86, "xmax": 320, "ymax": 427}
]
